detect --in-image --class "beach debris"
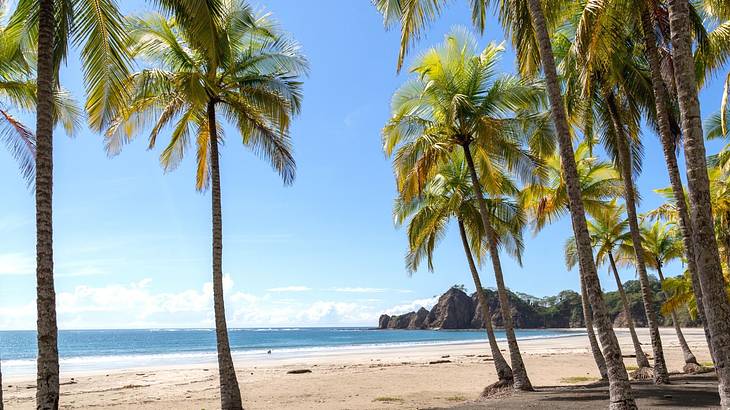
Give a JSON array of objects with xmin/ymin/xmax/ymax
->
[
  {"xmin": 683, "ymin": 362, "xmax": 705, "ymax": 374},
  {"xmin": 441, "ymin": 355, "xmax": 450, "ymax": 358},
  {"xmin": 480, "ymin": 379, "xmax": 513, "ymax": 399},
  {"xmin": 630, "ymin": 367, "xmax": 654, "ymax": 380},
  {"xmin": 287, "ymin": 369, "xmax": 312, "ymax": 374},
  {"xmin": 428, "ymin": 360, "xmax": 451, "ymax": 365}
]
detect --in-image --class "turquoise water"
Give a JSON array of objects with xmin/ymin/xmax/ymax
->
[{"xmin": 0, "ymin": 328, "xmax": 583, "ymax": 376}]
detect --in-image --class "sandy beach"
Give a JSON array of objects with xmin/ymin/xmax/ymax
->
[{"xmin": 1, "ymin": 328, "xmax": 714, "ymax": 409}]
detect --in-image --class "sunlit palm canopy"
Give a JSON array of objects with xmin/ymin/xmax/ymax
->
[
  {"xmin": 394, "ymin": 150, "xmax": 526, "ymax": 273},
  {"xmin": 640, "ymin": 221, "xmax": 684, "ymax": 271},
  {"xmin": 521, "ymin": 140, "xmax": 623, "ymax": 233},
  {"xmin": 105, "ymin": 0, "xmax": 308, "ymax": 190},
  {"xmin": 564, "ymin": 199, "xmax": 633, "ymax": 271},
  {"xmin": 373, "ymin": 0, "xmax": 569, "ymax": 76},
  {"xmin": 383, "ymin": 28, "xmax": 548, "ymax": 203},
  {"xmin": 0, "ymin": 5, "xmax": 80, "ymax": 184},
  {"xmin": 7, "ymin": 0, "xmax": 132, "ymax": 132}
]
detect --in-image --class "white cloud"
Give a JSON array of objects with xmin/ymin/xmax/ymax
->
[
  {"xmin": 266, "ymin": 286, "xmax": 311, "ymax": 292},
  {"xmin": 329, "ymin": 287, "xmax": 413, "ymax": 294},
  {"xmin": 384, "ymin": 297, "xmax": 439, "ymax": 316},
  {"xmin": 0, "ymin": 253, "xmax": 34, "ymax": 276}
]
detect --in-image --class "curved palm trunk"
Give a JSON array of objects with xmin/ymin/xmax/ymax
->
[
  {"xmin": 655, "ymin": 263, "xmax": 698, "ymax": 365},
  {"xmin": 524, "ymin": 0, "xmax": 636, "ymax": 407},
  {"xmin": 605, "ymin": 92, "xmax": 669, "ymax": 384},
  {"xmin": 462, "ymin": 144, "xmax": 532, "ymax": 391},
  {"xmin": 1, "ymin": 358, "xmax": 4, "ymax": 410},
  {"xmin": 638, "ymin": 7, "xmax": 713, "ymax": 362},
  {"xmin": 580, "ymin": 270, "xmax": 609, "ymax": 379},
  {"xmin": 667, "ymin": 0, "xmax": 730, "ymax": 404},
  {"xmin": 35, "ymin": 0, "xmax": 60, "ymax": 408},
  {"xmin": 608, "ymin": 253, "xmax": 651, "ymax": 369},
  {"xmin": 457, "ymin": 219, "xmax": 514, "ymax": 383},
  {"xmin": 208, "ymin": 101, "xmax": 243, "ymax": 410}
]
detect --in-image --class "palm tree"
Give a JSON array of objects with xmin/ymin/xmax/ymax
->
[
  {"xmin": 640, "ymin": 221, "xmax": 702, "ymax": 372},
  {"xmin": 394, "ymin": 152, "xmax": 523, "ymax": 388},
  {"xmin": 521, "ymin": 140, "xmax": 625, "ymax": 380},
  {"xmin": 565, "ymin": 201, "xmax": 652, "ymax": 375},
  {"xmin": 665, "ymin": 0, "xmax": 730, "ymax": 402},
  {"xmin": 105, "ymin": 4, "xmax": 307, "ymax": 408},
  {"xmin": 6, "ymin": 0, "xmax": 118, "ymax": 406},
  {"xmin": 382, "ymin": 30, "xmax": 545, "ymax": 391}
]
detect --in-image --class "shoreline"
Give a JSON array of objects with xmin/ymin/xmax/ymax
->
[
  {"xmin": 2, "ymin": 328, "xmax": 714, "ymax": 409},
  {"xmin": 1, "ymin": 328, "xmax": 586, "ymax": 379}
]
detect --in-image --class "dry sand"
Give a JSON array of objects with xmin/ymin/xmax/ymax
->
[{"xmin": 2, "ymin": 328, "xmax": 716, "ymax": 409}]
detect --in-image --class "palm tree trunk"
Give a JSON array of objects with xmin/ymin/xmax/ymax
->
[
  {"xmin": 605, "ymin": 92, "xmax": 669, "ymax": 383},
  {"xmin": 1, "ymin": 357, "xmax": 4, "ymax": 410},
  {"xmin": 608, "ymin": 253, "xmax": 651, "ymax": 369},
  {"xmin": 638, "ymin": 6, "xmax": 713, "ymax": 363},
  {"xmin": 457, "ymin": 219, "xmax": 514, "ymax": 384},
  {"xmin": 208, "ymin": 101, "xmax": 243, "ymax": 410},
  {"xmin": 667, "ymin": 0, "xmax": 730, "ymax": 404},
  {"xmin": 35, "ymin": 0, "xmax": 59, "ymax": 409},
  {"xmin": 524, "ymin": 0, "xmax": 636, "ymax": 407},
  {"xmin": 655, "ymin": 263, "xmax": 698, "ymax": 365},
  {"xmin": 462, "ymin": 144, "xmax": 532, "ymax": 391},
  {"xmin": 580, "ymin": 270, "xmax": 609, "ymax": 380},
  {"xmin": 723, "ymin": 234, "xmax": 730, "ymax": 272}
]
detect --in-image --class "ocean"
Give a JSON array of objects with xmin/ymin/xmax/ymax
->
[{"xmin": 0, "ymin": 328, "xmax": 583, "ymax": 376}]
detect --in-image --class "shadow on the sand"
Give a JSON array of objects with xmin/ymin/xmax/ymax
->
[{"xmin": 430, "ymin": 372, "xmax": 721, "ymax": 409}]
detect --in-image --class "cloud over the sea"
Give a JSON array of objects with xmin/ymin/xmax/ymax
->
[{"xmin": 0, "ymin": 276, "xmax": 438, "ymax": 330}]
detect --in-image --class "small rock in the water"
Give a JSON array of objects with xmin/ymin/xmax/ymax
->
[
  {"xmin": 429, "ymin": 360, "xmax": 451, "ymax": 365},
  {"xmin": 287, "ymin": 369, "xmax": 312, "ymax": 374}
]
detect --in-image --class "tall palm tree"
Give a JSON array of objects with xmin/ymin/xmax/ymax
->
[
  {"xmin": 666, "ymin": 0, "xmax": 730, "ymax": 402},
  {"xmin": 565, "ymin": 201, "xmax": 652, "ymax": 375},
  {"xmin": 640, "ymin": 221, "xmax": 701, "ymax": 372},
  {"xmin": 6, "ymin": 0, "xmax": 120, "ymax": 406},
  {"xmin": 521, "ymin": 140, "xmax": 624, "ymax": 380},
  {"xmin": 105, "ymin": 5, "xmax": 307, "ymax": 408},
  {"xmin": 394, "ymin": 152, "xmax": 524, "ymax": 388},
  {"xmin": 383, "ymin": 30, "xmax": 544, "ymax": 391}
]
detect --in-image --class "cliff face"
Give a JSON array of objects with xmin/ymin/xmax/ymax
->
[{"xmin": 378, "ymin": 279, "xmax": 698, "ymax": 330}]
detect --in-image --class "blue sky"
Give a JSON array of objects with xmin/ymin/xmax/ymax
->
[{"xmin": 0, "ymin": 0, "xmax": 726, "ymax": 330}]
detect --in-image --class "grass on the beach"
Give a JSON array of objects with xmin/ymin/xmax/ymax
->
[
  {"xmin": 373, "ymin": 396, "xmax": 405, "ymax": 403},
  {"xmin": 444, "ymin": 395, "xmax": 467, "ymax": 402},
  {"xmin": 560, "ymin": 376, "xmax": 600, "ymax": 384},
  {"xmin": 625, "ymin": 365, "xmax": 638, "ymax": 371},
  {"xmin": 702, "ymin": 362, "xmax": 714, "ymax": 367}
]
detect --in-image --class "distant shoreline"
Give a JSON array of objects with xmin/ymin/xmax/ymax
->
[{"xmin": 1, "ymin": 328, "xmax": 585, "ymax": 378}]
